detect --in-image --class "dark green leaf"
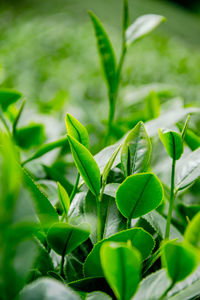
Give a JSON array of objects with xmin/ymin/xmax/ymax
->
[
  {"xmin": 162, "ymin": 241, "xmax": 199, "ymax": 283},
  {"xmin": 65, "ymin": 113, "xmax": 89, "ymax": 148},
  {"xmin": 125, "ymin": 14, "xmax": 166, "ymax": 46},
  {"xmin": 84, "ymin": 227, "xmax": 154, "ymax": 277},
  {"xmin": 121, "ymin": 121, "xmax": 151, "ymax": 177},
  {"xmin": 47, "ymin": 222, "xmax": 90, "ymax": 256},
  {"xmin": 159, "ymin": 129, "xmax": 183, "ymax": 160},
  {"xmin": 100, "ymin": 242, "xmax": 141, "ymax": 300},
  {"xmin": 67, "ymin": 135, "xmax": 101, "ymax": 196},
  {"xmin": 122, "ymin": 0, "xmax": 129, "ymax": 35},
  {"xmin": 15, "ymin": 123, "xmax": 46, "ymax": 149},
  {"xmin": 89, "ymin": 11, "xmax": 116, "ymax": 93},
  {"xmin": 116, "ymin": 173, "xmax": 163, "ymax": 219},
  {"xmin": 64, "ymin": 253, "xmax": 83, "ymax": 282},
  {"xmin": 0, "ymin": 89, "xmax": 22, "ymax": 110}
]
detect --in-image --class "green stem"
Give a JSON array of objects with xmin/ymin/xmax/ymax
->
[
  {"xmin": 60, "ymin": 173, "xmax": 80, "ymax": 222},
  {"xmin": 96, "ymin": 194, "xmax": 102, "ymax": 242},
  {"xmin": 159, "ymin": 282, "xmax": 174, "ymax": 300},
  {"xmin": 59, "ymin": 254, "xmax": 65, "ymax": 277},
  {"xmin": 165, "ymin": 159, "xmax": 176, "ymax": 239},
  {"xmin": 126, "ymin": 218, "xmax": 131, "ymax": 229},
  {"xmin": 105, "ymin": 45, "xmax": 127, "ymax": 145}
]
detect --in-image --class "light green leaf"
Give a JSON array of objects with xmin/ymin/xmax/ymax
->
[
  {"xmin": 159, "ymin": 129, "xmax": 183, "ymax": 160},
  {"xmin": 57, "ymin": 182, "xmax": 70, "ymax": 216},
  {"xmin": 84, "ymin": 227, "xmax": 154, "ymax": 277},
  {"xmin": 145, "ymin": 91, "xmax": 160, "ymax": 119},
  {"xmin": 116, "ymin": 173, "xmax": 163, "ymax": 219},
  {"xmin": 89, "ymin": 11, "xmax": 116, "ymax": 93},
  {"xmin": 184, "ymin": 212, "xmax": 200, "ymax": 249},
  {"xmin": 162, "ymin": 241, "xmax": 199, "ymax": 283},
  {"xmin": 125, "ymin": 14, "xmax": 165, "ymax": 46},
  {"xmin": 67, "ymin": 135, "xmax": 101, "ymax": 196},
  {"xmin": 87, "ymin": 291, "xmax": 112, "ymax": 300},
  {"xmin": 100, "ymin": 242, "xmax": 141, "ymax": 300},
  {"xmin": 47, "ymin": 222, "xmax": 90, "ymax": 256},
  {"xmin": 168, "ymin": 278, "xmax": 200, "ymax": 300},
  {"xmin": 121, "ymin": 121, "xmax": 151, "ymax": 177},
  {"xmin": 102, "ymin": 144, "xmax": 121, "ymax": 184},
  {"xmin": 176, "ymin": 147, "xmax": 200, "ymax": 190},
  {"xmin": 19, "ymin": 278, "xmax": 81, "ymax": 300},
  {"xmin": 0, "ymin": 89, "xmax": 22, "ymax": 111},
  {"xmin": 65, "ymin": 113, "xmax": 89, "ymax": 148}
]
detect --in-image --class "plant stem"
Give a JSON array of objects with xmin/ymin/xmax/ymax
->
[
  {"xmin": 126, "ymin": 218, "xmax": 131, "ymax": 229},
  {"xmin": 105, "ymin": 45, "xmax": 127, "ymax": 145},
  {"xmin": 59, "ymin": 254, "xmax": 65, "ymax": 277},
  {"xmin": 159, "ymin": 282, "xmax": 174, "ymax": 300},
  {"xmin": 60, "ymin": 173, "xmax": 80, "ymax": 222},
  {"xmin": 165, "ymin": 159, "xmax": 176, "ymax": 239},
  {"xmin": 96, "ymin": 194, "xmax": 102, "ymax": 242}
]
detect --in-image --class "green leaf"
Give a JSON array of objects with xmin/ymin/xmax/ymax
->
[
  {"xmin": 100, "ymin": 242, "xmax": 141, "ymax": 300},
  {"xmin": 65, "ymin": 113, "xmax": 89, "ymax": 148},
  {"xmin": 134, "ymin": 269, "xmax": 171, "ymax": 300},
  {"xmin": 89, "ymin": 11, "xmax": 116, "ymax": 93},
  {"xmin": 102, "ymin": 144, "xmax": 121, "ymax": 184},
  {"xmin": 57, "ymin": 182, "xmax": 70, "ymax": 216},
  {"xmin": 22, "ymin": 136, "xmax": 68, "ymax": 166},
  {"xmin": 125, "ymin": 14, "xmax": 166, "ymax": 46},
  {"xmin": 47, "ymin": 222, "xmax": 90, "ymax": 256},
  {"xmin": 15, "ymin": 123, "xmax": 46, "ymax": 149},
  {"xmin": 19, "ymin": 278, "xmax": 81, "ymax": 300},
  {"xmin": 64, "ymin": 253, "xmax": 83, "ymax": 282},
  {"xmin": 184, "ymin": 212, "xmax": 200, "ymax": 249},
  {"xmin": 116, "ymin": 173, "xmax": 163, "ymax": 219},
  {"xmin": 180, "ymin": 114, "xmax": 190, "ymax": 141},
  {"xmin": 145, "ymin": 91, "xmax": 160, "ymax": 119},
  {"xmin": 84, "ymin": 227, "xmax": 154, "ymax": 277},
  {"xmin": 159, "ymin": 129, "xmax": 183, "ymax": 160},
  {"xmin": 0, "ymin": 89, "xmax": 22, "ymax": 111},
  {"xmin": 162, "ymin": 241, "xmax": 199, "ymax": 284},
  {"xmin": 168, "ymin": 278, "xmax": 200, "ymax": 300},
  {"xmin": 22, "ymin": 168, "xmax": 59, "ymax": 229},
  {"xmin": 69, "ymin": 277, "xmax": 112, "ymax": 295},
  {"xmin": 182, "ymin": 127, "xmax": 200, "ymax": 151},
  {"xmin": 67, "ymin": 135, "xmax": 101, "ymax": 196},
  {"xmin": 176, "ymin": 147, "xmax": 200, "ymax": 190},
  {"xmin": 121, "ymin": 121, "xmax": 151, "ymax": 177}
]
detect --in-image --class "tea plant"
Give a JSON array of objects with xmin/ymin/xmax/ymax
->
[{"xmin": 1, "ymin": 1, "xmax": 200, "ymax": 300}]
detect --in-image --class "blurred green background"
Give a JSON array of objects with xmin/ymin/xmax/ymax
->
[{"xmin": 0, "ymin": 0, "xmax": 200, "ymax": 151}]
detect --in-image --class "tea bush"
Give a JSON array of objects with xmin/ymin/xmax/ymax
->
[{"xmin": 0, "ymin": 1, "xmax": 200, "ymax": 299}]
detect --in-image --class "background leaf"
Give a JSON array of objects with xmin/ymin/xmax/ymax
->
[{"xmin": 0, "ymin": 89, "xmax": 22, "ymax": 111}]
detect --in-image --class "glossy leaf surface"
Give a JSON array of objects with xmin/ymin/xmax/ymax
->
[
  {"xmin": 116, "ymin": 173, "xmax": 163, "ymax": 219},
  {"xmin": 84, "ymin": 228, "xmax": 154, "ymax": 277},
  {"xmin": 125, "ymin": 14, "xmax": 165, "ymax": 46},
  {"xmin": 68, "ymin": 135, "xmax": 101, "ymax": 196},
  {"xmin": 159, "ymin": 129, "xmax": 183, "ymax": 160},
  {"xmin": 65, "ymin": 113, "xmax": 89, "ymax": 148},
  {"xmin": 102, "ymin": 144, "xmax": 121, "ymax": 184},
  {"xmin": 100, "ymin": 242, "xmax": 141, "ymax": 300},
  {"xmin": 121, "ymin": 121, "xmax": 151, "ymax": 177},
  {"xmin": 47, "ymin": 222, "xmax": 90, "ymax": 256}
]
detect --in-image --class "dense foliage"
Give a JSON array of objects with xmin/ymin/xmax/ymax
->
[{"xmin": 0, "ymin": 1, "xmax": 200, "ymax": 299}]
